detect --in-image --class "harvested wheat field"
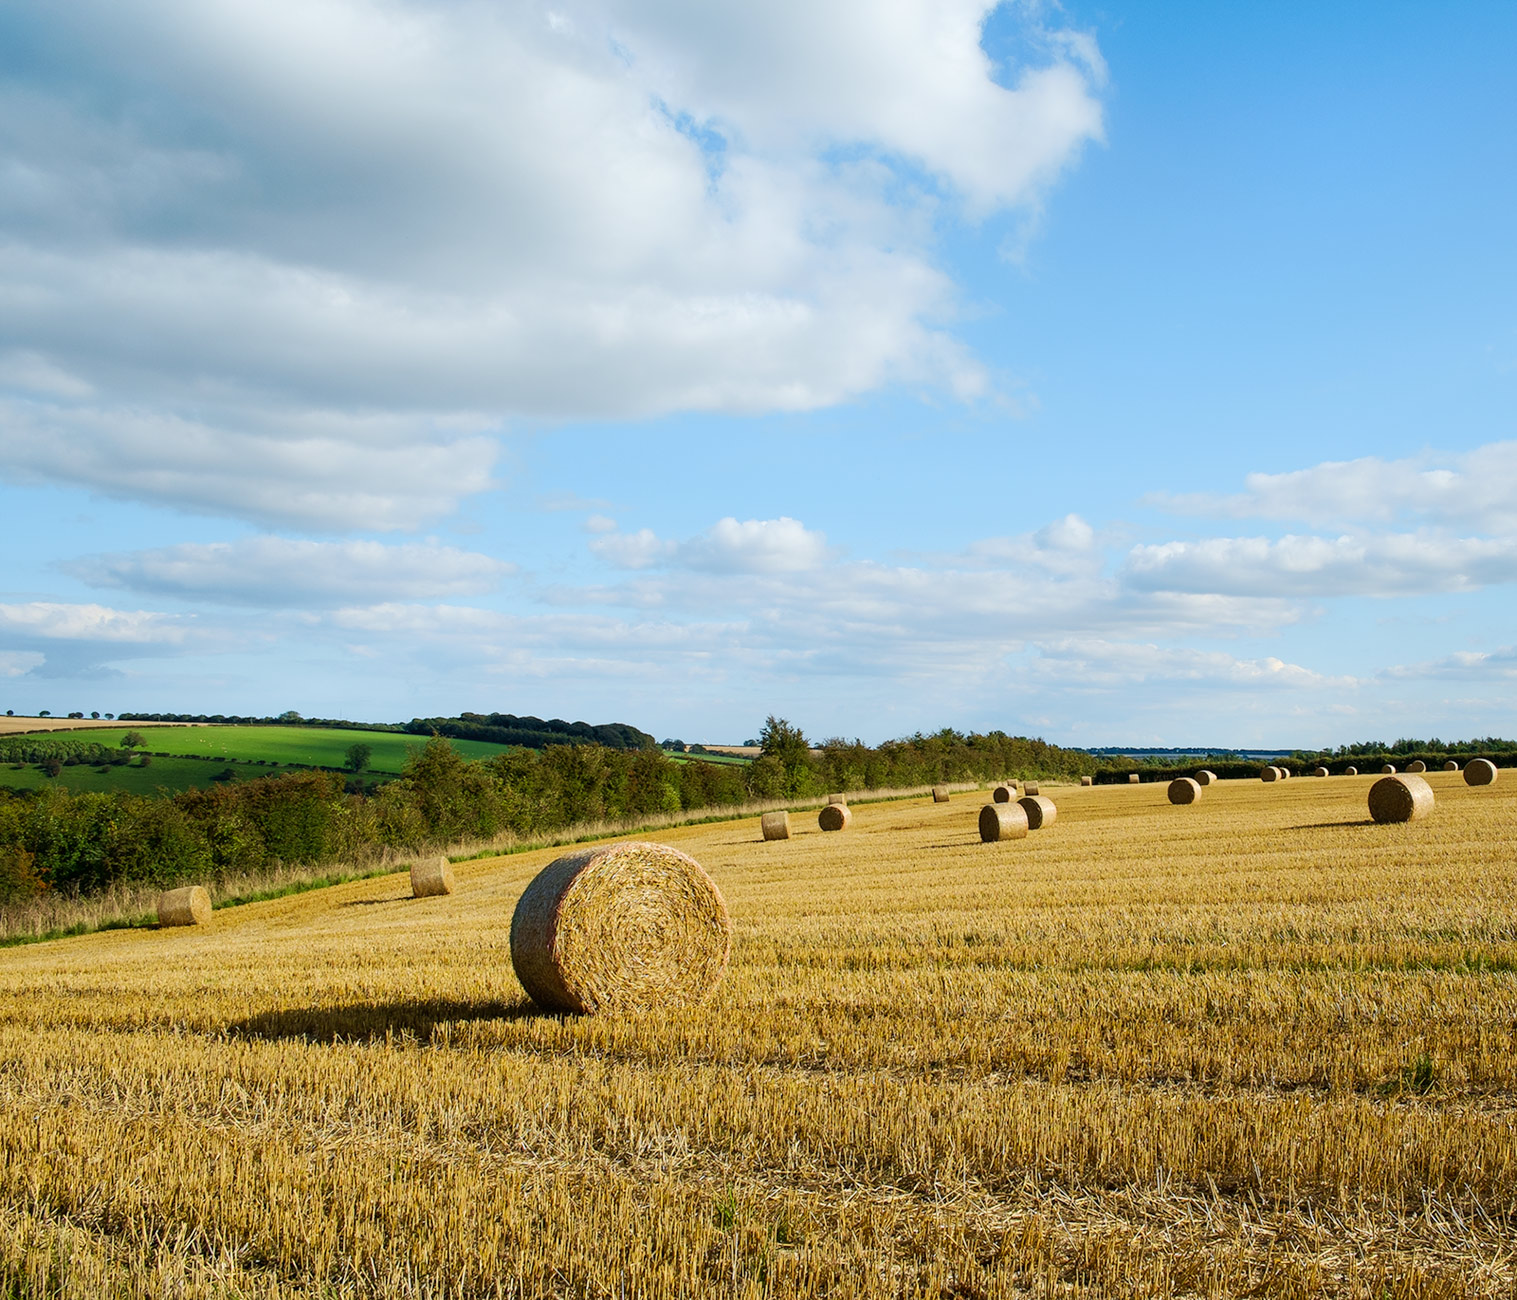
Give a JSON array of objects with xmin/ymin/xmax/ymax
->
[{"xmin": 2, "ymin": 773, "xmax": 1516, "ymax": 1298}]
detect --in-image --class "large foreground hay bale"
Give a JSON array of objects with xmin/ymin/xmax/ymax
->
[
  {"xmin": 1345, "ymin": 765, "xmax": 1357, "ymax": 776},
  {"xmin": 1023, "ymin": 781, "xmax": 1040, "ymax": 796},
  {"xmin": 1381, "ymin": 763, "xmax": 1397, "ymax": 775},
  {"xmin": 1368, "ymin": 775, "xmax": 1434, "ymax": 824},
  {"xmin": 510, "ymin": 841, "xmax": 730, "ymax": 1014},
  {"xmin": 827, "ymin": 793, "xmax": 847, "ymax": 806},
  {"xmin": 1128, "ymin": 773, "xmax": 1140, "ymax": 784},
  {"xmin": 1018, "ymin": 794, "xmax": 1057, "ymax": 828},
  {"xmin": 992, "ymin": 783, "xmax": 1016, "ymax": 803},
  {"xmin": 1261, "ymin": 766, "xmax": 1281, "ymax": 782},
  {"xmin": 760, "ymin": 811, "xmax": 791, "ymax": 841},
  {"xmin": 1443, "ymin": 760, "xmax": 1460, "ymax": 771},
  {"xmin": 1315, "ymin": 767, "xmax": 1329, "ymax": 778},
  {"xmin": 932, "ymin": 785, "xmax": 950, "ymax": 802},
  {"xmin": 979, "ymin": 803, "xmax": 1028, "ymax": 842},
  {"xmin": 1080, "ymin": 775, "xmax": 1093, "ymax": 786},
  {"xmin": 1408, "ymin": 760, "xmax": 1427, "ymax": 773},
  {"xmin": 157, "ymin": 885, "xmax": 211, "ymax": 927},
  {"xmin": 410, "ymin": 856, "xmax": 455, "ymax": 898},
  {"xmin": 1167, "ymin": 777, "xmax": 1201, "ymax": 805},
  {"xmin": 1195, "ymin": 770, "xmax": 1217, "ymax": 786},
  {"xmin": 818, "ymin": 803, "xmax": 852, "ymax": 832},
  {"xmin": 1465, "ymin": 758, "xmax": 1498, "ymax": 787}
]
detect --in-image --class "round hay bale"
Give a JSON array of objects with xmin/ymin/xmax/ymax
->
[
  {"xmin": 1368, "ymin": 774, "xmax": 1434, "ymax": 824},
  {"xmin": 818, "ymin": 803, "xmax": 852, "ymax": 832},
  {"xmin": 1167, "ymin": 777, "xmax": 1201, "ymax": 805},
  {"xmin": 1345, "ymin": 765, "xmax": 1357, "ymax": 776},
  {"xmin": 978, "ymin": 802, "xmax": 1028, "ymax": 842},
  {"xmin": 1261, "ymin": 766, "xmax": 1281, "ymax": 782},
  {"xmin": 1195, "ymin": 770, "xmax": 1217, "ymax": 786},
  {"xmin": 1408, "ymin": 760, "xmax": 1427, "ymax": 773},
  {"xmin": 827, "ymin": 793, "xmax": 847, "ymax": 806},
  {"xmin": 1381, "ymin": 763, "xmax": 1397, "ymax": 775},
  {"xmin": 1465, "ymin": 758, "xmax": 1498, "ymax": 787},
  {"xmin": 1315, "ymin": 767, "xmax": 1329, "ymax": 778},
  {"xmin": 932, "ymin": 785, "xmax": 950, "ymax": 803},
  {"xmin": 1280, "ymin": 768, "xmax": 1291, "ymax": 779},
  {"xmin": 760, "ymin": 811, "xmax": 791, "ymax": 841},
  {"xmin": 1443, "ymin": 760, "xmax": 1460, "ymax": 772},
  {"xmin": 992, "ymin": 783, "xmax": 1016, "ymax": 803},
  {"xmin": 1017, "ymin": 794, "xmax": 1056, "ymax": 828},
  {"xmin": 1023, "ymin": 781, "xmax": 1040, "ymax": 796},
  {"xmin": 410, "ymin": 856, "xmax": 455, "ymax": 898},
  {"xmin": 1128, "ymin": 773, "xmax": 1140, "ymax": 784},
  {"xmin": 509, "ymin": 840, "xmax": 730, "ymax": 1014},
  {"xmin": 157, "ymin": 885, "xmax": 211, "ymax": 927},
  {"xmin": 1080, "ymin": 775, "xmax": 1093, "ymax": 786}
]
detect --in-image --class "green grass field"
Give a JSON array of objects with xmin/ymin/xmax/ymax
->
[{"xmin": 0, "ymin": 755, "xmax": 245, "ymax": 796}]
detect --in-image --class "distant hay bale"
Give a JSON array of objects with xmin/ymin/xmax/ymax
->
[
  {"xmin": 1465, "ymin": 758, "xmax": 1498, "ymax": 787},
  {"xmin": 1023, "ymin": 781, "xmax": 1040, "ymax": 796},
  {"xmin": 1314, "ymin": 766, "xmax": 1329, "ymax": 777},
  {"xmin": 827, "ymin": 793, "xmax": 847, "ymax": 806},
  {"xmin": 932, "ymin": 785, "xmax": 950, "ymax": 802},
  {"xmin": 1381, "ymin": 763, "xmax": 1397, "ymax": 775},
  {"xmin": 1345, "ymin": 766, "xmax": 1357, "ymax": 776},
  {"xmin": 1368, "ymin": 774, "xmax": 1434, "ymax": 824},
  {"xmin": 978, "ymin": 802, "xmax": 1028, "ymax": 842},
  {"xmin": 1167, "ymin": 777, "xmax": 1201, "ymax": 805},
  {"xmin": 760, "ymin": 811, "xmax": 791, "ymax": 841},
  {"xmin": 1407, "ymin": 760, "xmax": 1427, "ymax": 773},
  {"xmin": 509, "ymin": 840, "xmax": 730, "ymax": 1014},
  {"xmin": 410, "ymin": 856, "xmax": 455, "ymax": 898},
  {"xmin": 1018, "ymin": 794, "xmax": 1057, "ymax": 828},
  {"xmin": 818, "ymin": 803, "xmax": 852, "ymax": 832},
  {"xmin": 1195, "ymin": 770, "xmax": 1217, "ymax": 786},
  {"xmin": 1280, "ymin": 768, "xmax": 1291, "ymax": 779},
  {"xmin": 1443, "ymin": 760, "xmax": 1460, "ymax": 772},
  {"xmin": 1080, "ymin": 776, "xmax": 1093, "ymax": 786},
  {"xmin": 157, "ymin": 885, "xmax": 211, "ymax": 927},
  {"xmin": 1128, "ymin": 773, "xmax": 1140, "ymax": 784},
  {"xmin": 1261, "ymin": 766, "xmax": 1281, "ymax": 782},
  {"xmin": 992, "ymin": 784, "xmax": 1016, "ymax": 803}
]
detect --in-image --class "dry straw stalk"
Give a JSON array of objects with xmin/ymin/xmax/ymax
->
[
  {"xmin": 410, "ymin": 857, "xmax": 455, "ymax": 898},
  {"xmin": 1368, "ymin": 774, "xmax": 1434, "ymax": 825},
  {"xmin": 759, "ymin": 811, "xmax": 791, "ymax": 841},
  {"xmin": 1167, "ymin": 778, "xmax": 1201, "ymax": 805},
  {"xmin": 509, "ymin": 840, "xmax": 731, "ymax": 1014},
  {"xmin": 156, "ymin": 885, "xmax": 211, "ymax": 927},
  {"xmin": 1465, "ymin": 758, "xmax": 1498, "ymax": 787},
  {"xmin": 978, "ymin": 802, "xmax": 1028, "ymax": 842},
  {"xmin": 1018, "ymin": 794, "xmax": 1057, "ymax": 829},
  {"xmin": 818, "ymin": 804, "xmax": 853, "ymax": 832}
]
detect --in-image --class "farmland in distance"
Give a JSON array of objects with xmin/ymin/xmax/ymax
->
[{"xmin": 0, "ymin": 771, "xmax": 1513, "ymax": 1296}]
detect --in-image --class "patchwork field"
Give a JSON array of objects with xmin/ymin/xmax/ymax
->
[{"xmin": 1, "ymin": 772, "xmax": 1514, "ymax": 1297}]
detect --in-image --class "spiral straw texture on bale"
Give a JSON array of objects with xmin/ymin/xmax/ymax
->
[
  {"xmin": 818, "ymin": 803, "xmax": 852, "ymax": 832},
  {"xmin": 1408, "ymin": 760, "xmax": 1427, "ymax": 773},
  {"xmin": 1368, "ymin": 775, "xmax": 1434, "ymax": 824},
  {"xmin": 1018, "ymin": 794, "xmax": 1057, "ymax": 828},
  {"xmin": 992, "ymin": 784, "xmax": 1016, "ymax": 803},
  {"xmin": 932, "ymin": 786, "xmax": 950, "ymax": 803},
  {"xmin": 509, "ymin": 841, "xmax": 731, "ymax": 1015},
  {"xmin": 760, "ymin": 811, "xmax": 791, "ymax": 841},
  {"xmin": 157, "ymin": 885, "xmax": 211, "ymax": 927},
  {"xmin": 1465, "ymin": 759, "xmax": 1498, "ymax": 787},
  {"xmin": 1167, "ymin": 778, "xmax": 1201, "ymax": 805},
  {"xmin": 1195, "ymin": 770, "xmax": 1217, "ymax": 786},
  {"xmin": 979, "ymin": 803, "xmax": 1028, "ymax": 842},
  {"xmin": 410, "ymin": 857, "xmax": 455, "ymax": 898}
]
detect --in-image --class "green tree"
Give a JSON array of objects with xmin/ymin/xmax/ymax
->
[
  {"xmin": 759, "ymin": 716, "xmax": 813, "ymax": 797},
  {"xmin": 344, "ymin": 742, "xmax": 373, "ymax": 773},
  {"xmin": 121, "ymin": 731, "xmax": 145, "ymax": 749}
]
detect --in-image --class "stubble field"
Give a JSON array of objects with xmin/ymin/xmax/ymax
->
[{"xmin": 1, "ymin": 772, "xmax": 1513, "ymax": 1298}]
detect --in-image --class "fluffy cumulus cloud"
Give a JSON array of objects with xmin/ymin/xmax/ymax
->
[
  {"xmin": 0, "ymin": 0, "xmax": 1105, "ymax": 527},
  {"xmin": 591, "ymin": 516, "xmax": 830, "ymax": 573},
  {"xmin": 66, "ymin": 538, "xmax": 514, "ymax": 607}
]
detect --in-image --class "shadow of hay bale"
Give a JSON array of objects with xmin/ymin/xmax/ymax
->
[{"xmin": 227, "ymin": 998, "xmax": 545, "ymax": 1043}]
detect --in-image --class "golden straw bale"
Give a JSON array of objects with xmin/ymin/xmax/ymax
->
[
  {"xmin": 978, "ymin": 802, "xmax": 1028, "ymax": 842},
  {"xmin": 1167, "ymin": 777, "xmax": 1201, "ymax": 805},
  {"xmin": 1345, "ymin": 766, "xmax": 1357, "ymax": 776},
  {"xmin": 1017, "ymin": 794, "xmax": 1057, "ymax": 828},
  {"xmin": 931, "ymin": 786, "xmax": 950, "ymax": 802},
  {"xmin": 1465, "ymin": 758, "xmax": 1498, "ymax": 787},
  {"xmin": 827, "ymin": 793, "xmax": 847, "ymax": 806},
  {"xmin": 818, "ymin": 803, "xmax": 852, "ymax": 832},
  {"xmin": 1444, "ymin": 759, "xmax": 1460, "ymax": 771},
  {"xmin": 992, "ymin": 784, "xmax": 1016, "ymax": 803},
  {"xmin": 1381, "ymin": 763, "xmax": 1397, "ymax": 775},
  {"xmin": 157, "ymin": 885, "xmax": 211, "ymax": 927},
  {"xmin": 1195, "ymin": 770, "xmax": 1217, "ymax": 786},
  {"xmin": 1368, "ymin": 774, "xmax": 1434, "ymax": 824},
  {"xmin": 1280, "ymin": 768, "xmax": 1291, "ymax": 779},
  {"xmin": 1261, "ymin": 766, "xmax": 1281, "ymax": 782},
  {"xmin": 759, "ymin": 811, "xmax": 791, "ymax": 841},
  {"xmin": 509, "ymin": 840, "xmax": 730, "ymax": 1014},
  {"xmin": 1023, "ymin": 781, "xmax": 1040, "ymax": 796},
  {"xmin": 1408, "ymin": 760, "xmax": 1427, "ymax": 773},
  {"xmin": 1080, "ymin": 775, "xmax": 1093, "ymax": 786},
  {"xmin": 410, "ymin": 857, "xmax": 455, "ymax": 898},
  {"xmin": 1128, "ymin": 773, "xmax": 1140, "ymax": 784},
  {"xmin": 1315, "ymin": 767, "xmax": 1329, "ymax": 777}
]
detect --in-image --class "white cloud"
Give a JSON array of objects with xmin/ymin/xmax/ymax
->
[
  {"xmin": 590, "ymin": 516, "xmax": 832, "ymax": 573},
  {"xmin": 0, "ymin": 651, "xmax": 45, "ymax": 677},
  {"xmin": 66, "ymin": 537, "xmax": 513, "ymax": 607},
  {"xmin": 1380, "ymin": 645, "xmax": 1517, "ymax": 682},
  {"xmin": 0, "ymin": 0, "xmax": 1104, "ymax": 527},
  {"xmin": 0, "ymin": 601, "xmax": 194, "ymax": 645},
  {"xmin": 1021, "ymin": 638, "xmax": 1357, "ymax": 692},
  {"xmin": 1149, "ymin": 441, "xmax": 1517, "ymax": 533}
]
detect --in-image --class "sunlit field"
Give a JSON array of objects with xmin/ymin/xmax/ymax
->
[{"xmin": 1, "ymin": 771, "xmax": 1513, "ymax": 1298}]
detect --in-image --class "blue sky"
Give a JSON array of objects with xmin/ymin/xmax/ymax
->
[{"xmin": 1, "ymin": 0, "xmax": 1514, "ymax": 747}]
